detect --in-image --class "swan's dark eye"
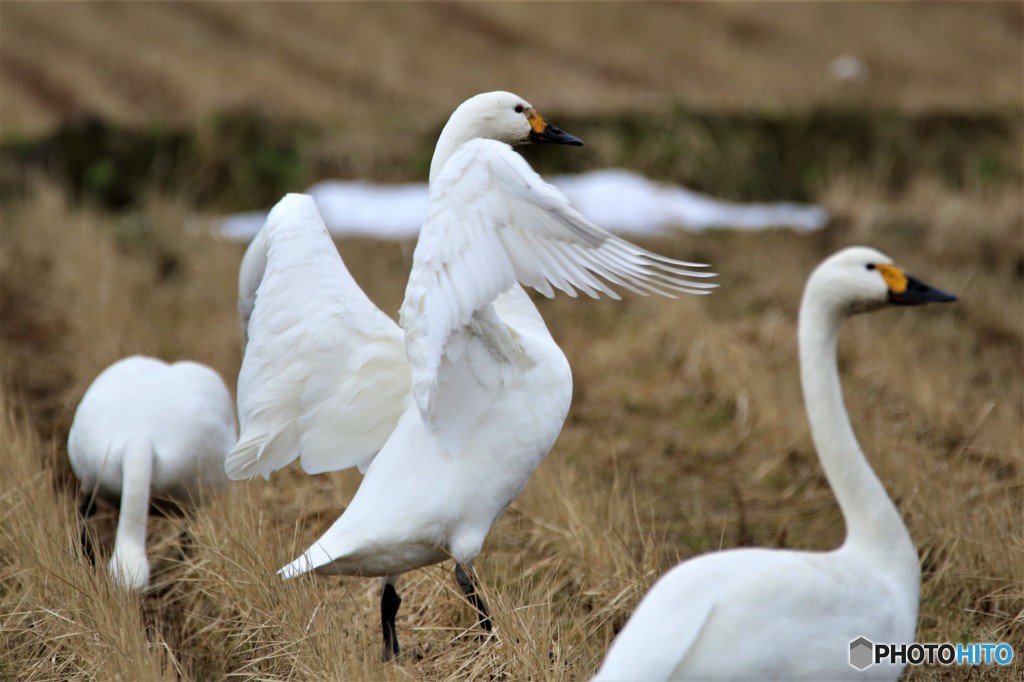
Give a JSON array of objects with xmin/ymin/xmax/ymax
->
[
  {"xmin": 515, "ymin": 104, "xmax": 524, "ymax": 113},
  {"xmin": 866, "ymin": 263, "xmax": 876, "ymax": 271}
]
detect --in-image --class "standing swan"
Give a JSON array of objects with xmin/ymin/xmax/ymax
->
[
  {"xmin": 226, "ymin": 91, "xmax": 716, "ymax": 660},
  {"xmin": 593, "ymin": 247, "xmax": 956, "ymax": 681},
  {"xmin": 69, "ymin": 356, "xmax": 237, "ymax": 591}
]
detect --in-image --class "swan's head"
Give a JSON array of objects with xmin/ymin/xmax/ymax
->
[
  {"xmin": 446, "ymin": 91, "xmax": 583, "ymax": 147},
  {"xmin": 807, "ymin": 246, "xmax": 957, "ymax": 316},
  {"xmin": 109, "ymin": 545, "xmax": 150, "ymax": 592}
]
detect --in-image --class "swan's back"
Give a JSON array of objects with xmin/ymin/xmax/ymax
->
[
  {"xmin": 595, "ymin": 547, "xmax": 914, "ymax": 681},
  {"xmin": 68, "ymin": 356, "xmax": 236, "ymax": 501}
]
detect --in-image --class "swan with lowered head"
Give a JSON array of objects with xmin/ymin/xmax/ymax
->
[
  {"xmin": 69, "ymin": 356, "xmax": 237, "ymax": 591},
  {"xmin": 592, "ymin": 246, "xmax": 956, "ymax": 681},
  {"xmin": 225, "ymin": 91, "xmax": 716, "ymax": 660}
]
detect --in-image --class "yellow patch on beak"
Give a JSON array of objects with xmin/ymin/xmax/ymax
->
[
  {"xmin": 875, "ymin": 263, "xmax": 908, "ymax": 294},
  {"xmin": 525, "ymin": 108, "xmax": 547, "ymax": 134}
]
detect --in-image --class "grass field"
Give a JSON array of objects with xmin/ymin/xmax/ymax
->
[
  {"xmin": 2, "ymin": 2, "xmax": 1022, "ymax": 137},
  {"xmin": 1, "ymin": 4, "xmax": 1022, "ymax": 681}
]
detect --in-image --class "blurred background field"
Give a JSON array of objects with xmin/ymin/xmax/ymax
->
[{"xmin": 1, "ymin": 3, "xmax": 1021, "ymax": 680}]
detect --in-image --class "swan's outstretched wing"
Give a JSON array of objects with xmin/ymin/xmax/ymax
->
[
  {"xmin": 238, "ymin": 219, "xmax": 269, "ymax": 347},
  {"xmin": 226, "ymin": 194, "xmax": 410, "ymax": 480},
  {"xmin": 400, "ymin": 139, "xmax": 716, "ymax": 447}
]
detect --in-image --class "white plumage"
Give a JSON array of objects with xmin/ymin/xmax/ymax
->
[
  {"xmin": 593, "ymin": 247, "xmax": 956, "ymax": 681},
  {"xmin": 68, "ymin": 356, "xmax": 237, "ymax": 591},
  {"xmin": 403, "ymin": 137, "xmax": 713, "ymax": 456},
  {"xmin": 226, "ymin": 91, "xmax": 715, "ymax": 658},
  {"xmin": 230, "ymin": 196, "xmax": 409, "ymax": 478}
]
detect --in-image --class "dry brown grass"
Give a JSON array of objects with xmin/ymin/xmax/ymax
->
[
  {"xmin": 2, "ymin": 3, "xmax": 1021, "ymax": 136},
  {"xmin": 1, "ymin": 171, "xmax": 1020, "ymax": 679}
]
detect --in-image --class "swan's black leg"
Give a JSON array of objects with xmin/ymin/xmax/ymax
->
[
  {"xmin": 176, "ymin": 519, "xmax": 194, "ymax": 562},
  {"xmin": 380, "ymin": 581, "xmax": 402, "ymax": 662},
  {"xmin": 455, "ymin": 562, "xmax": 492, "ymax": 633},
  {"xmin": 78, "ymin": 494, "xmax": 97, "ymax": 566}
]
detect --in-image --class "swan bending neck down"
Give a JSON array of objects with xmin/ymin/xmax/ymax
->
[
  {"xmin": 593, "ymin": 247, "xmax": 956, "ymax": 682},
  {"xmin": 226, "ymin": 91, "xmax": 715, "ymax": 661},
  {"xmin": 68, "ymin": 356, "xmax": 236, "ymax": 591}
]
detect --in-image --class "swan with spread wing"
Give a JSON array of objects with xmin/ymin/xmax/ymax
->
[{"xmin": 226, "ymin": 91, "xmax": 716, "ymax": 659}]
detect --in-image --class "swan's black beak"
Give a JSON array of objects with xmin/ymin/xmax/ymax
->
[
  {"xmin": 874, "ymin": 263, "xmax": 956, "ymax": 306},
  {"xmin": 530, "ymin": 122, "xmax": 583, "ymax": 146},
  {"xmin": 526, "ymin": 108, "xmax": 583, "ymax": 146},
  {"xmin": 888, "ymin": 275, "xmax": 958, "ymax": 306}
]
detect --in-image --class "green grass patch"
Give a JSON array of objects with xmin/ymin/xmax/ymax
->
[{"xmin": 1, "ymin": 107, "xmax": 1020, "ymax": 212}]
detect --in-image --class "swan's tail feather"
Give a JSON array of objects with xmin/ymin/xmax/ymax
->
[
  {"xmin": 278, "ymin": 542, "xmax": 339, "ymax": 579},
  {"xmin": 278, "ymin": 554, "xmax": 314, "ymax": 580}
]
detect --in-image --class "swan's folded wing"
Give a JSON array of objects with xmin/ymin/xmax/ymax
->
[
  {"xmin": 226, "ymin": 194, "xmax": 410, "ymax": 480},
  {"xmin": 592, "ymin": 564, "xmax": 719, "ymax": 681},
  {"xmin": 401, "ymin": 140, "xmax": 716, "ymax": 445}
]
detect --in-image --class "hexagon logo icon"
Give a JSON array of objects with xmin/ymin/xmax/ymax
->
[{"xmin": 849, "ymin": 637, "xmax": 874, "ymax": 670}]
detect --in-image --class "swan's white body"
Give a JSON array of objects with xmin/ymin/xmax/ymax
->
[
  {"xmin": 275, "ymin": 273, "xmax": 571, "ymax": 578},
  {"xmin": 233, "ymin": 194, "xmax": 571, "ymax": 574},
  {"xmin": 594, "ymin": 247, "xmax": 955, "ymax": 681},
  {"xmin": 225, "ymin": 91, "xmax": 714, "ymax": 586},
  {"xmin": 68, "ymin": 356, "xmax": 237, "ymax": 591}
]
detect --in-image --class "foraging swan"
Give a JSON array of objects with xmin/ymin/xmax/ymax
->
[
  {"xmin": 68, "ymin": 356, "xmax": 237, "ymax": 591},
  {"xmin": 593, "ymin": 246, "xmax": 956, "ymax": 681},
  {"xmin": 226, "ymin": 91, "xmax": 715, "ymax": 659}
]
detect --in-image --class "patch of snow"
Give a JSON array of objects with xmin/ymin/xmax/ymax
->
[
  {"xmin": 830, "ymin": 54, "xmax": 869, "ymax": 82},
  {"xmin": 217, "ymin": 169, "xmax": 828, "ymax": 241},
  {"xmin": 552, "ymin": 170, "xmax": 828, "ymax": 235},
  {"xmin": 309, "ymin": 181, "xmax": 430, "ymax": 239}
]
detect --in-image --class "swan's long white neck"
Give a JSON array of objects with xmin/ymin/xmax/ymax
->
[
  {"xmin": 429, "ymin": 99, "xmax": 514, "ymax": 184},
  {"xmin": 110, "ymin": 438, "xmax": 152, "ymax": 589},
  {"xmin": 798, "ymin": 288, "xmax": 918, "ymax": 582},
  {"xmin": 429, "ymin": 112, "xmax": 472, "ymax": 184},
  {"xmin": 425, "ymin": 100, "xmax": 546, "ymax": 336}
]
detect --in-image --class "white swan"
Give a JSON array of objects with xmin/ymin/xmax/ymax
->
[
  {"xmin": 225, "ymin": 91, "xmax": 716, "ymax": 659},
  {"xmin": 593, "ymin": 246, "xmax": 956, "ymax": 681},
  {"xmin": 68, "ymin": 356, "xmax": 237, "ymax": 591}
]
